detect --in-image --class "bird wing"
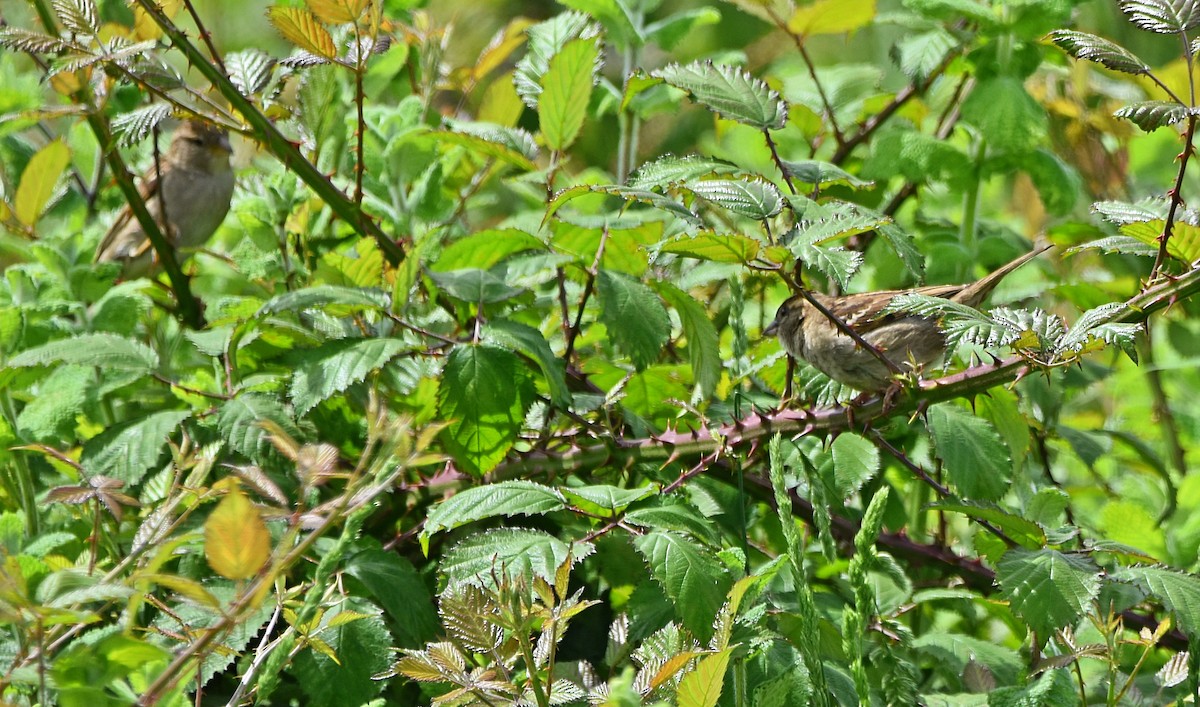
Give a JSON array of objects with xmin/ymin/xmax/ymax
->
[{"xmin": 94, "ymin": 170, "xmax": 162, "ymax": 262}]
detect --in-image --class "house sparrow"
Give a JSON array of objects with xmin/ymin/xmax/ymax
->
[
  {"xmin": 765, "ymin": 245, "xmax": 1050, "ymax": 391},
  {"xmin": 95, "ymin": 119, "xmax": 235, "ymax": 278}
]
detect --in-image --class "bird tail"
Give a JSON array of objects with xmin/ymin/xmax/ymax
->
[{"xmin": 955, "ymin": 242, "xmax": 1052, "ymax": 307}]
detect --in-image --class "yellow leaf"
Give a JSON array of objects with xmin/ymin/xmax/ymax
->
[
  {"xmin": 788, "ymin": 0, "xmax": 876, "ymax": 36},
  {"xmin": 133, "ymin": 0, "xmax": 181, "ymax": 41},
  {"xmin": 14, "ymin": 140, "xmax": 70, "ymax": 227},
  {"xmin": 478, "ymin": 71, "xmax": 525, "ymax": 127},
  {"xmin": 267, "ymin": 7, "xmax": 337, "ymax": 59},
  {"xmin": 473, "ymin": 17, "xmax": 534, "ymax": 82},
  {"xmin": 677, "ymin": 649, "xmax": 733, "ymax": 707},
  {"xmin": 307, "ymin": 0, "xmax": 366, "ymax": 24},
  {"xmin": 204, "ymin": 483, "xmax": 271, "ymax": 580}
]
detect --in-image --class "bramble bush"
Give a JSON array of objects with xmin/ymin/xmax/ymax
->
[{"xmin": 3, "ymin": 0, "xmax": 1200, "ymax": 705}]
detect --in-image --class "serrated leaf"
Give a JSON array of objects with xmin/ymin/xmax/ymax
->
[
  {"xmin": 657, "ymin": 232, "xmax": 761, "ymax": 264},
  {"xmin": 788, "ymin": 0, "xmax": 875, "ymax": 36},
  {"xmin": 656, "ymin": 283, "xmax": 721, "ymax": 398},
  {"xmin": 289, "ymin": 337, "xmax": 409, "ymax": 415},
  {"xmin": 514, "ymin": 11, "xmax": 601, "ymax": 108},
  {"xmin": 547, "ymin": 184, "xmax": 702, "ymax": 225},
  {"xmin": 928, "ymin": 502, "xmax": 1047, "ymax": 549},
  {"xmin": 1065, "ymin": 235, "xmax": 1157, "ymax": 257},
  {"xmin": 15, "ymin": 140, "xmax": 69, "ymax": 227},
  {"xmin": 624, "ymin": 503, "xmax": 721, "ymax": 544},
  {"xmin": 1049, "ymin": 30, "xmax": 1150, "ymax": 74},
  {"xmin": 539, "ymin": 37, "xmax": 599, "ymax": 152},
  {"xmin": 627, "ymin": 154, "xmax": 742, "ymax": 190},
  {"xmin": 82, "ymin": 410, "xmax": 191, "ymax": 484},
  {"xmin": 596, "ymin": 270, "xmax": 670, "ymax": 370},
  {"xmin": 961, "ymin": 76, "xmax": 1046, "ymax": 152},
  {"xmin": 1120, "ymin": 0, "xmax": 1200, "ymax": 33},
  {"xmin": 9, "ymin": 333, "xmax": 158, "ymax": 372},
  {"xmin": 1119, "ymin": 218, "xmax": 1200, "ymax": 262},
  {"xmin": 441, "ymin": 528, "xmax": 582, "ymax": 587},
  {"xmin": 422, "ymin": 481, "xmax": 565, "ymax": 543},
  {"xmin": 1115, "ymin": 101, "xmax": 1192, "ymax": 131},
  {"xmin": 111, "ymin": 104, "xmax": 174, "ymax": 147},
  {"xmin": 560, "ymin": 484, "xmax": 655, "ymax": 517},
  {"xmin": 830, "ymin": 432, "xmax": 878, "ymax": 497},
  {"xmin": 438, "ymin": 345, "xmax": 535, "ymax": 475},
  {"xmin": 53, "ymin": 0, "xmax": 97, "ymax": 34},
  {"xmin": 782, "ymin": 159, "xmax": 872, "ymax": 189},
  {"xmin": 677, "ymin": 648, "xmax": 733, "ymax": 707},
  {"xmin": 996, "ymin": 549, "xmax": 1100, "ymax": 636},
  {"xmin": 433, "ymin": 229, "xmax": 545, "ymax": 271},
  {"xmin": 226, "ymin": 49, "xmax": 276, "ymax": 96},
  {"xmin": 217, "ymin": 394, "xmax": 301, "ymax": 463},
  {"xmin": 267, "ymin": 7, "xmax": 336, "ymax": 59},
  {"xmin": 685, "ymin": 179, "xmax": 783, "ymax": 220},
  {"xmin": 307, "ymin": 0, "xmax": 366, "ymax": 23},
  {"xmin": 431, "ymin": 129, "xmax": 538, "ymax": 171},
  {"xmin": 654, "ymin": 61, "xmax": 787, "ymax": 130},
  {"xmin": 256, "ymin": 285, "xmax": 389, "ymax": 316},
  {"xmin": 634, "ymin": 531, "xmax": 731, "ymax": 644},
  {"xmin": 483, "ymin": 319, "xmax": 571, "ymax": 408},
  {"xmin": 785, "ymin": 229, "xmax": 863, "ymax": 290},
  {"xmin": 1111, "ymin": 566, "xmax": 1200, "ymax": 636},
  {"xmin": 428, "ymin": 267, "xmax": 525, "ymax": 303},
  {"xmin": 205, "ymin": 484, "xmax": 271, "ymax": 580},
  {"xmin": 928, "ymin": 403, "xmax": 1011, "ymax": 501}
]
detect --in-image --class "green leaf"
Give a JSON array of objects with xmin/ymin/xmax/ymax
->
[
  {"xmin": 785, "ymin": 229, "xmax": 862, "ymax": 290},
  {"xmin": 624, "ymin": 502, "xmax": 721, "ymax": 544},
  {"xmin": 547, "ymin": 184, "xmax": 702, "ymax": 225},
  {"xmin": 656, "ymin": 283, "xmax": 721, "ymax": 398},
  {"xmin": 422, "ymin": 481, "xmax": 565, "ymax": 543},
  {"xmin": 559, "ymin": 0, "xmax": 638, "ymax": 46},
  {"xmin": 628, "ymin": 154, "xmax": 742, "ymax": 190},
  {"xmin": 560, "ymin": 484, "xmax": 655, "ymax": 516},
  {"xmin": 431, "ymin": 128, "xmax": 537, "ymax": 171},
  {"xmin": 961, "ymin": 77, "xmax": 1046, "ymax": 152},
  {"xmin": 539, "ymin": 36, "xmax": 599, "ymax": 151},
  {"xmin": 927, "ymin": 403, "xmax": 1011, "ymax": 501},
  {"xmin": 15, "ymin": 139, "xmax": 69, "ymax": 227},
  {"xmin": 1049, "ymin": 30, "xmax": 1150, "ymax": 74},
  {"xmin": 644, "ymin": 7, "xmax": 721, "ymax": 50},
  {"xmin": 634, "ymin": 530, "xmax": 732, "ymax": 644},
  {"xmin": 1111, "ymin": 566, "xmax": 1200, "ymax": 636},
  {"xmin": 995, "ymin": 548, "xmax": 1100, "ymax": 636},
  {"xmin": 437, "ymin": 345, "xmax": 535, "ymax": 475},
  {"xmin": 514, "ymin": 11, "xmax": 600, "ymax": 108},
  {"xmin": 788, "ymin": 0, "xmax": 875, "ymax": 36},
  {"xmin": 830, "ymin": 432, "xmax": 879, "ymax": 497},
  {"xmin": 596, "ymin": 270, "xmax": 671, "ymax": 371},
  {"xmin": 685, "ymin": 178, "xmax": 783, "ymax": 220},
  {"xmin": 1120, "ymin": 0, "xmax": 1200, "ymax": 33},
  {"xmin": 16, "ymin": 365, "xmax": 92, "ymax": 443},
  {"xmin": 483, "ymin": 319, "xmax": 571, "ymax": 408},
  {"xmin": 289, "ymin": 338, "xmax": 409, "ymax": 415},
  {"xmin": 345, "ymin": 549, "xmax": 438, "ymax": 648},
  {"xmin": 82, "ymin": 410, "xmax": 190, "ymax": 484},
  {"xmin": 225, "ymin": 49, "xmax": 276, "ymax": 96},
  {"xmin": 217, "ymin": 394, "xmax": 302, "ymax": 463},
  {"xmin": 8, "ymin": 333, "xmax": 158, "ymax": 372},
  {"xmin": 1115, "ymin": 101, "xmax": 1192, "ymax": 132},
  {"xmin": 781, "ymin": 159, "xmax": 872, "ymax": 189},
  {"xmin": 428, "ymin": 267, "xmax": 525, "ymax": 304},
  {"xmin": 267, "ymin": 6, "xmax": 336, "ymax": 59},
  {"xmin": 433, "ymin": 229, "xmax": 545, "ymax": 271},
  {"xmin": 657, "ymin": 232, "xmax": 761, "ymax": 264},
  {"xmin": 928, "ymin": 502, "xmax": 1047, "ymax": 549},
  {"xmin": 678, "ymin": 648, "xmax": 733, "ymax": 707},
  {"xmin": 654, "ymin": 61, "xmax": 788, "ymax": 130},
  {"xmin": 441, "ymin": 528, "xmax": 582, "ymax": 587},
  {"xmin": 1119, "ymin": 219, "xmax": 1200, "ymax": 262},
  {"xmin": 293, "ymin": 604, "xmax": 391, "ymax": 707},
  {"xmin": 256, "ymin": 286, "xmax": 389, "ymax": 316}
]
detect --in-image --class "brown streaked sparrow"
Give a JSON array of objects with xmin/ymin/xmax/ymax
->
[
  {"xmin": 95, "ymin": 119, "xmax": 234, "ymax": 278},
  {"xmin": 765, "ymin": 245, "xmax": 1050, "ymax": 391}
]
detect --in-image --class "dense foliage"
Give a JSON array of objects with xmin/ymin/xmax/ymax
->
[{"xmin": 3, "ymin": 0, "xmax": 1200, "ymax": 704}]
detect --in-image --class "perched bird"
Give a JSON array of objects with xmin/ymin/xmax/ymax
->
[
  {"xmin": 95, "ymin": 119, "xmax": 235, "ymax": 278},
  {"xmin": 765, "ymin": 245, "xmax": 1050, "ymax": 391}
]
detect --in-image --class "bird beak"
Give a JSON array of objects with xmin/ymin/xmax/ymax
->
[
  {"xmin": 215, "ymin": 133, "xmax": 232, "ymax": 154},
  {"xmin": 764, "ymin": 318, "xmax": 779, "ymax": 337}
]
